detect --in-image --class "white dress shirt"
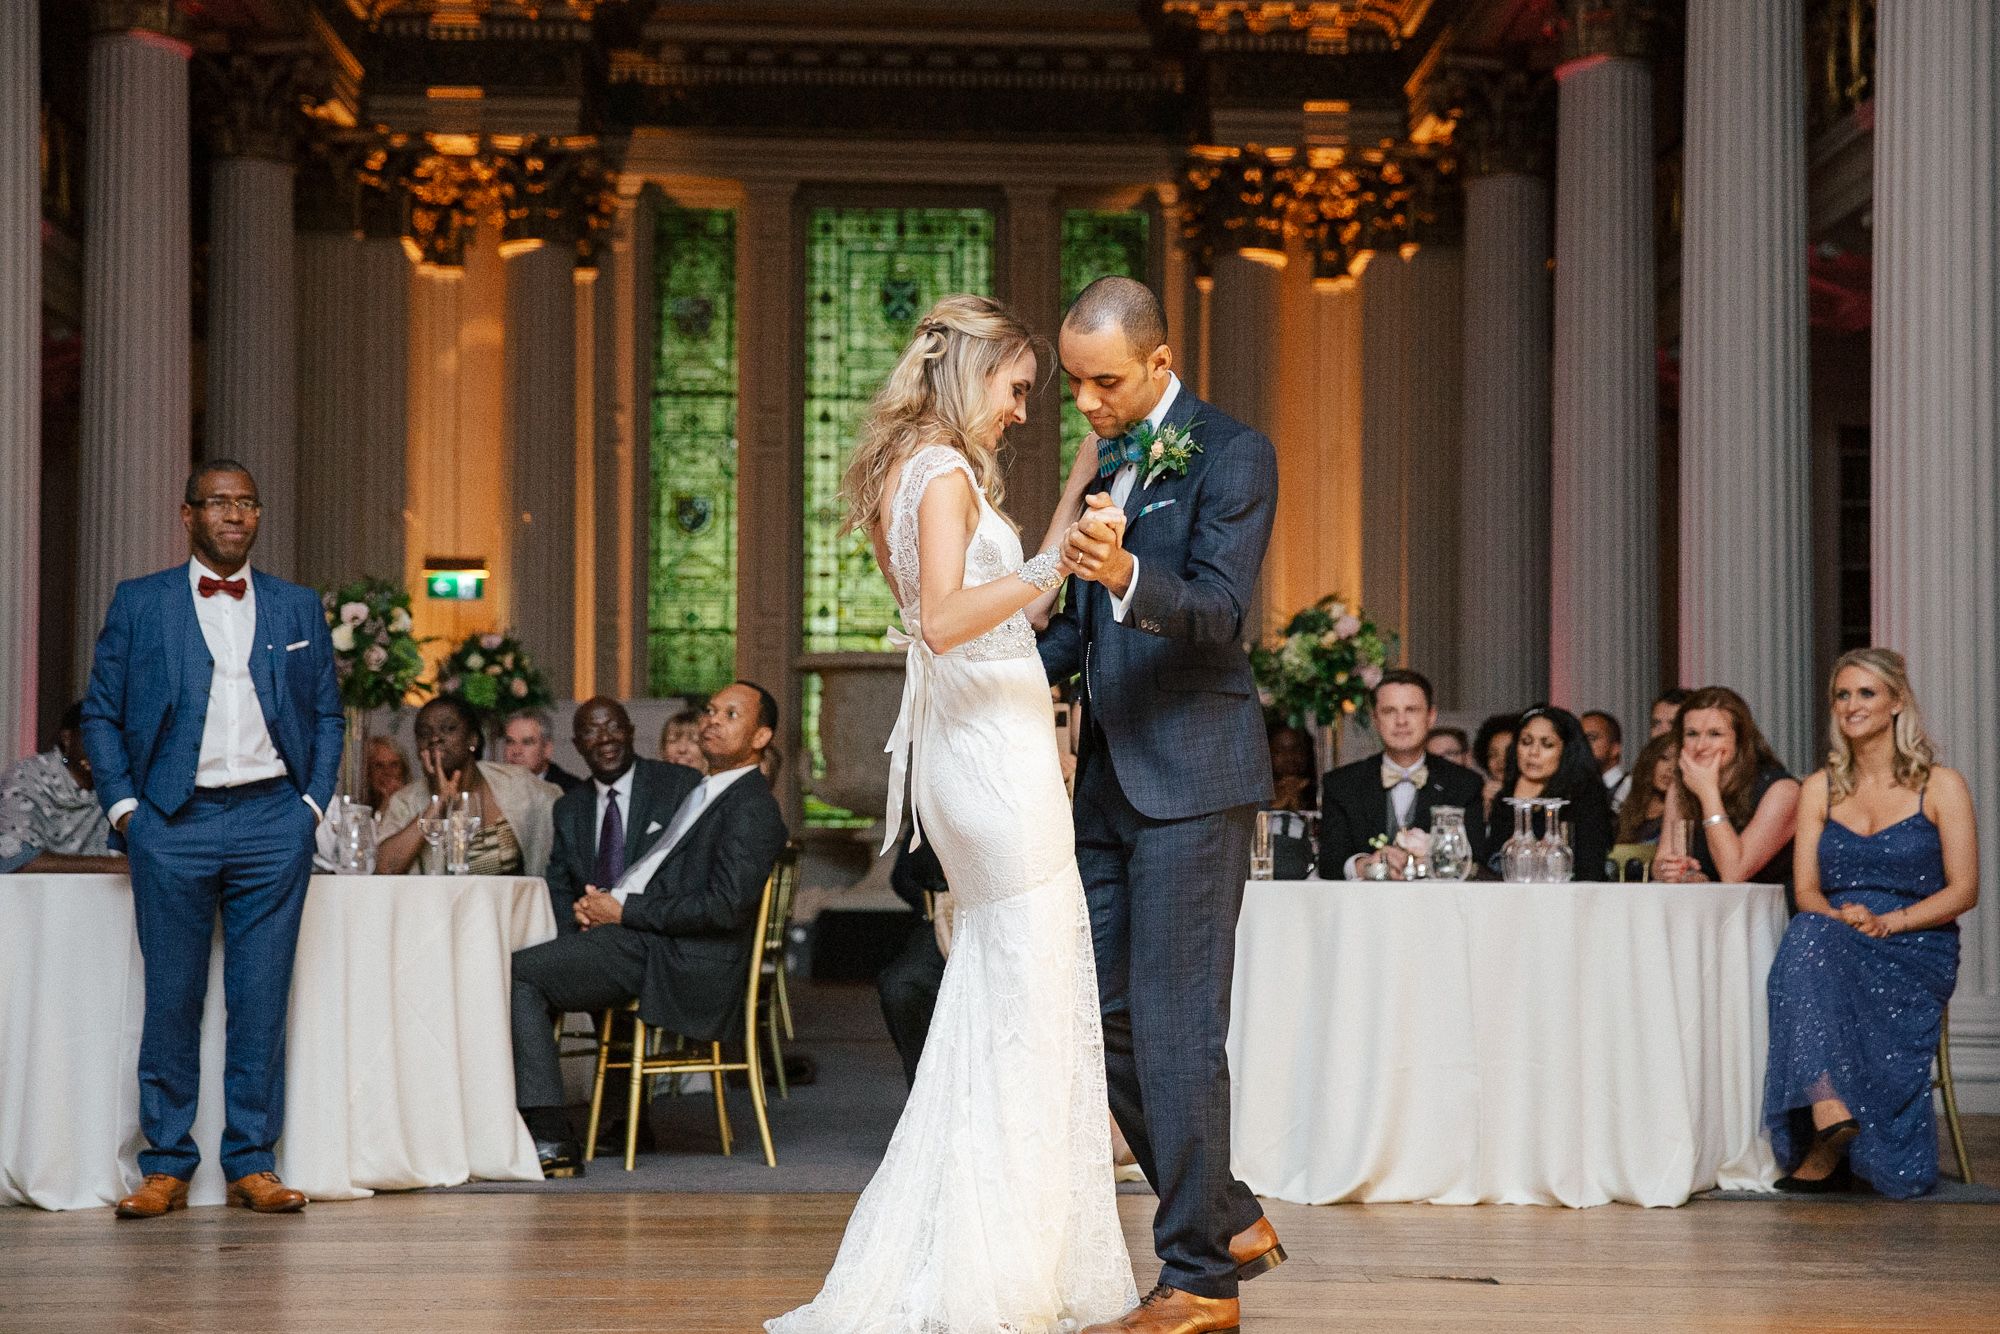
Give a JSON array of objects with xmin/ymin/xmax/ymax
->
[
  {"xmin": 610, "ymin": 762, "xmax": 757, "ymax": 906},
  {"xmin": 108, "ymin": 559, "xmax": 310, "ymax": 831},
  {"xmin": 1103, "ymin": 371, "xmax": 1181, "ymax": 625},
  {"xmin": 595, "ymin": 764, "xmax": 637, "ymax": 848}
]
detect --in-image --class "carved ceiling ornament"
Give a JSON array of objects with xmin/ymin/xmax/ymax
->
[{"xmin": 1156, "ymin": 1, "xmax": 1419, "ymax": 53}]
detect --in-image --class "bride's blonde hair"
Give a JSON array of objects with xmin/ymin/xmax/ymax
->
[
  {"xmin": 841, "ymin": 294, "xmax": 1040, "ymax": 534},
  {"xmin": 1825, "ymin": 647, "xmax": 1935, "ymax": 803}
]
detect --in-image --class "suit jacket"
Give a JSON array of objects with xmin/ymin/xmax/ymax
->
[
  {"xmin": 545, "ymin": 758, "xmax": 697, "ymax": 930},
  {"xmin": 540, "ymin": 760, "xmax": 586, "ymax": 793},
  {"xmin": 81, "ymin": 565, "xmax": 343, "ymax": 841},
  {"xmin": 618, "ymin": 768, "xmax": 789, "ymax": 1043},
  {"xmin": 1317, "ymin": 751, "xmax": 1488, "ymax": 879},
  {"xmin": 1037, "ymin": 388, "xmax": 1279, "ymax": 821}
]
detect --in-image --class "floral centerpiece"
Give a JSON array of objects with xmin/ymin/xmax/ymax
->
[
  {"xmin": 1250, "ymin": 595, "xmax": 1396, "ymax": 731},
  {"xmin": 436, "ymin": 631, "xmax": 554, "ymax": 718},
  {"xmin": 321, "ymin": 578, "xmax": 430, "ymax": 799}
]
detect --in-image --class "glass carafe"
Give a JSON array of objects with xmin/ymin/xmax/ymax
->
[
  {"xmin": 1500, "ymin": 798, "xmax": 1541, "ymax": 883},
  {"xmin": 1428, "ymin": 805, "xmax": 1473, "ymax": 881},
  {"xmin": 1537, "ymin": 798, "xmax": 1573, "ymax": 882}
]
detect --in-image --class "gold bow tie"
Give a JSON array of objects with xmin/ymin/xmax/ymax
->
[{"xmin": 1381, "ymin": 763, "xmax": 1428, "ymax": 791}]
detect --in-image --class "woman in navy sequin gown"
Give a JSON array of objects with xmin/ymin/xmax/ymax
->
[{"xmin": 1763, "ymin": 649, "xmax": 1980, "ymax": 1196}]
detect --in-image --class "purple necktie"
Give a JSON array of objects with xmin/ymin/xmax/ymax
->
[{"xmin": 594, "ymin": 791, "xmax": 626, "ymax": 888}]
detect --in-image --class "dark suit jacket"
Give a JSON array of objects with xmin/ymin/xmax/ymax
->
[
  {"xmin": 545, "ymin": 758, "xmax": 698, "ymax": 930},
  {"xmin": 540, "ymin": 760, "xmax": 586, "ymax": 794},
  {"xmin": 1037, "ymin": 386, "xmax": 1279, "ymax": 821},
  {"xmin": 81, "ymin": 565, "xmax": 344, "ymax": 842},
  {"xmin": 619, "ymin": 768, "xmax": 789, "ymax": 1043},
  {"xmin": 1317, "ymin": 751, "xmax": 1488, "ymax": 879}
]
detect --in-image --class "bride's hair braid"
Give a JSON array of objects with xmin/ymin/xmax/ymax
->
[{"xmin": 841, "ymin": 295, "xmax": 1042, "ymax": 535}]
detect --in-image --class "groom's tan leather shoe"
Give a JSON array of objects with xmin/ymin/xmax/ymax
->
[
  {"xmin": 1229, "ymin": 1216, "xmax": 1287, "ymax": 1280},
  {"xmin": 115, "ymin": 1173, "xmax": 190, "ymax": 1219},
  {"xmin": 1081, "ymin": 1285, "xmax": 1239, "ymax": 1334}
]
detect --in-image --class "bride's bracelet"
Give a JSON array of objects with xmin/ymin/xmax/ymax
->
[{"xmin": 1016, "ymin": 547, "xmax": 1064, "ymax": 593}]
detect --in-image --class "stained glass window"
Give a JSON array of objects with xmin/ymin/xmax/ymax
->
[
  {"xmin": 801, "ymin": 206, "xmax": 995, "ymax": 788},
  {"xmin": 648, "ymin": 207, "xmax": 739, "ymax": 698},
  {"xmin": 1057, "ymin": 210, "xmax": 1152, "ymax": 478}
]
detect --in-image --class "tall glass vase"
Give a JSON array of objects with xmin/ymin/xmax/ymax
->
[{"xmin": 338, "ymin": 705, "xmax": 368, "ymax": 801}]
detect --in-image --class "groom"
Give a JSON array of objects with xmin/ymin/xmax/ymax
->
[{"xmin": 1040, "ymin": 277, "xmax": 1282, "ymax": 1333}]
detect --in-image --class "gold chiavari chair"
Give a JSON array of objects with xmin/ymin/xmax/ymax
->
[
  {"xmin": 1935, "ymin": 1004, "xmax": 1973, "ymax": 1184},
  {"xmin": 759, "ymin": 844, "xmax": 801, "ymax": 1097}
]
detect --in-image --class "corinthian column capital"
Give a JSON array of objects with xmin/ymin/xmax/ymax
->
[{"xmin": 197, "ymin": 49, "xmax": 324, "ymax": 164}]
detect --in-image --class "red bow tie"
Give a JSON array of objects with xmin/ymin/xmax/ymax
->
[{"xmin": 198, "ymin": 575, "xmax": 246, "ymax": 600}]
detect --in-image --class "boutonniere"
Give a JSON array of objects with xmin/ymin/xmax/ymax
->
[{"xmin": 1140, "ymin": 419, "xmax": 1202, "ymax": 487}]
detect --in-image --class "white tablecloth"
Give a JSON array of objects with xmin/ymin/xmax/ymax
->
[
  {"xmin": 1227, "ymin": 879, "xmax": 1788, "ymax": 1207},
  {"xmin": 1, "ymin": 874, "xmax": 556, "ymax": 1210}
]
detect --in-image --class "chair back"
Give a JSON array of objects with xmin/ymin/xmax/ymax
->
[
  {"xmin": 761, "ymin": 842, "xmax": 800, "ymax": 963},
  {"xmin": 739, "ymin": 858, "xmax": 785, "ymax": 1046},
  {"xmin": 1608, "ymin": 841, "xmax": 1658, "ymax": 882}
]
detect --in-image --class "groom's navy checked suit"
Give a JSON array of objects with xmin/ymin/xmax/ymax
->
[{"xmin": 1039, "ymin": 385, "xmax": 1277, "ymax": 1301}]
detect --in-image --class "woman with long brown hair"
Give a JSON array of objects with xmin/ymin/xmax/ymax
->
[
  {"xmin": 770, "ymin": 296, "xmax": 1134, "ymax": 1332},
  {"xmin": 1651, "ymin": 686, "xmax": 1799, "ymax": 887},
  {"xmin": 1763, "ymin": 649, "xmax": 1978, "ymax": 1195}
]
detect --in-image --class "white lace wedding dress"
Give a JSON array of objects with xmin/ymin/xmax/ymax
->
[{"xmin": 767, "ymin": 446, "xmax": 1135, "ymax": 1333}]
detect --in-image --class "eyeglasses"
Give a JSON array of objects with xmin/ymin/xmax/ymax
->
[{"xmin": 194, "ymin": 497, "xmax": 263, "ymax": 516}]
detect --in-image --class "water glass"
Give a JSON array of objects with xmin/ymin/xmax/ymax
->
[
  {"xmin": 333, "ymin": 801, "xmax": 376, "ymax": 875},
  {"xmin": 445, "ymin": 790, "xmax": 483, "ymax": 876}
]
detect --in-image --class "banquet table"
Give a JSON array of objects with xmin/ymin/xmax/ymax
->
[
  {"xmin": 1, "ymin": 873, "xmax": 556, "ymax": 1210},
  {"xmin": 1227, "ymin": 878, "xmax": 1788, "ymax": 1208}
]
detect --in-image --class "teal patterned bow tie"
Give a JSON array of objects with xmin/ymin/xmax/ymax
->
[{"xmin": 1097, "ymin": 422, "xmax": 1156, "ymax": 479}]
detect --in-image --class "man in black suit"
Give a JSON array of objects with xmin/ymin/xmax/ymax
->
[
  {"xmin": 545, "ymin": 698, "xmax": 686, "ymax": 931},
  {"xmin": 509, "ymin": 682, "xmax": 789, "ymax": 1176},
  {"xmin": 1318, "ymin": 669, "xmax": 1488, "ymax": 880}
]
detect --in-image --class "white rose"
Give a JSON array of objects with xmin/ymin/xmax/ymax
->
[
  {"xmin": 362, "ymin": 645, "xmax": 388, "ymax": 671},
  {"xmin": 465, "ymin": 652, "xmax": 484, "ymax": 670},
  {"xmin": 340, "ymin": 601, "xmax": 369, "ymax": 627},
  {"xmin": 388, "ymin": 608, "xmax": 413, "ymax": 634},
  {"xmin": 1150, "ymin": 441, "xmax": 1165, "ymax": 459},
  {"xmin": 330, "ymin": 624, "xmax": 355, "ymax": 652}
]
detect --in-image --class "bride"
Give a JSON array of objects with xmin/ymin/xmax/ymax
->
[{"xmin": 767, "ymin": 295, "xmax": 1136, "ymax": 1332}]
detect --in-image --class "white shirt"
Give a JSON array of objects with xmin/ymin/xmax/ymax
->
[
  {"xmin": 1103, "ymin": 371, "xmax": 1181, "ymax": 625},
  {"xmin": 108, "ymin": 560, "xmax": 310, "ymax": 832},
  {"xmin": 610, "ymin": 763, "xmax": 758, "ymax": 906},
  {"xmin": 1606, "ymin": 766, "xmax": 1631, "ymax": 814},
  {"xmin": 594, "ymin": 764, "xmax": 637, "ymax": 849}
]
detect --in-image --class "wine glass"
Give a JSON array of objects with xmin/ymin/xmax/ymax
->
[
  {"xmin": 417, "ymin": 793, "xmax": 448, "ymax": 867},
  {"xmin": 446, "ymin": 790, "xmax": 483, "ymax": 875},
  {"xmin": 1537, "ymin": 799, "xmax": 1573, "ymax": 882},
  {"xmin": 1500, "ymin": 798, "xmax": 1541, "ymax": 883}
]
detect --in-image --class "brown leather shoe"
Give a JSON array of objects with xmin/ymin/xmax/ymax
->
[
  {"xmin": 115, "ymin": 1173, "xmax": 190, "ymax": 1219},
  {"xmin": 226, "ymin": 1171, "xmax": 307, "ymax": 1213},
  {"xmin": 1081, "ymin": 1284, "xmax": 1240, "ymax": 1334},
  {"xmin": 1229, "ymin": 1215, "xmax": 1287, "ymax": 1281}
]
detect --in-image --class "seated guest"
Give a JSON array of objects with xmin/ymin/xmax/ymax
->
[
  {"xmin": 376, "ymin": 695, "xmax": 560, "ymax": 877},
  {"xmin": 1425, "ymin": 726, "xmax": 1470, "ymax": 769},
  {"xmin": 1608, "ymin": 731, "xmax": 1679, "ymax": 879},
  {"xmin": 1266, "ymin": 722, "xmax": 1319, "ymax": 879},
  {"xmin": 879, "ymin": 828, "xmax": 948, "ymax": 1088},
  {"xmin": 1319, "ymin": 670, "xmax": 1487, "ymax": 879},
  {"xmin": 0, "ymin": 701, "xmax": 124, "ymax": 874},
  {"xmin": 761, "ymin": 743, "xmax": 784, "ymax": 785},
  {"xmin": 1483, "ymin": 705, "xmax": 1614, "ymax": 879},
  {"xmin": 1649, "ymin": 686, "xmax": 1692, "ymax": 740},
  {"xmin": 1471, "ymin": 712, "xmax": 1518, "ymax": 823},
  {"xmin": 545, "ymin": 697, "xmax": 691, "ymax": 932},
  {"xmin": 1764, "ymin": 649, "xmax": 1977, "ymax": 1196},
  {"xmin": 509, "ymin": 681, "xmax": 790, "ymax": 1176},
  {"xmin": 658, "ymin": 704, "xmax": 708, "ymax": 773},
  {"xmin": 1581, "ymin": 709, "xmax": 1628, "ymax": 811},
  {"xmin": 1651, "ymin": 686, "xmax": 1799, "ymax": 888},
  {"xmin": 363, "ymin": 736, "xmax": 412, "ymax": 811},
  {"xmin": 503, "ymin": 709, "xmax": 584, "ymax": 792}
]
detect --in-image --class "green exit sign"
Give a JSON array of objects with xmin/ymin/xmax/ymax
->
[{"xmin": 426, "ymin": 571, "xmax": 486, "ymax": 600}]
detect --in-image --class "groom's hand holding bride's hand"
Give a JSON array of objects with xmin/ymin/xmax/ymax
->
[{"xmin": 1065, "ymin": 493, "xmax": 1132, "ymax": 594}]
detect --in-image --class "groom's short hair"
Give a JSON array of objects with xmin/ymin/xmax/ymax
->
[{"xmin": 1063, "ymin": 276, "xmax": 1167, "ymax": 356}]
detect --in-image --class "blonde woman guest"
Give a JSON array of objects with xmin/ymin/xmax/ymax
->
[
  {"xmin": 1652, "ymin": 686, "xmax": 1799, "ymax": 888},
  {"xmin": 659, "ymin": 706, "xmax": 707, "ymax": 773},
  {"xmin": 376, "ymin": 695, "xmax": 560, "ymax": 877},
  {"xmin": 1763, "ymin": 649, "xmax": 1978, "ymax": 1196}
]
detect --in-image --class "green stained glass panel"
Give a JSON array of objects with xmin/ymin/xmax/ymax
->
[
  {"xmin": 1057, "ymin": 210, "xmax": 1152, "ymax": 478},
  {"xmin": 803, "ymin": 206, "xmax": 996, "ymax": 654},
  {"xmin": 649, "ymin": 206, "xmax": 739, "ymax": 698}
]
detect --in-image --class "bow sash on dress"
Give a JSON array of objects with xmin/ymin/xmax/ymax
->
[{"xmin": 880, "ymin": 626, "xmax": 933, "ymax": 855}]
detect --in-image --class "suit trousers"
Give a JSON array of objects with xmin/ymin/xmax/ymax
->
[
  {"xmin": 511, "ymin": 925, "xmax": 648, "ymax": 1111},
  {"xmin": 125, "ymin": 778, "xmax": 317, "ymax": 1180},
  {"xmin": 876, "ymin": 917, "xmax": 947, "ymax": 1088},
  {"xmin": 1074, "ymin": 744, "xmax": 1262, "ymax": 1300}
]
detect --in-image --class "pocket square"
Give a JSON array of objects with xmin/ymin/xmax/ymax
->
[
  {"xmin": 646, "ymin": 821, "xmax": 662, "ymax": 834},
  {"xmin": 285, "ymin": 640, "xmax": 309, "ymax": 652},
  {"xmin": 1136, "ymin": 498, "xmax": 1178, "ymax": 519}
]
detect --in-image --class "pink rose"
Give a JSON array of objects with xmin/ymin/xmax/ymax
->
[
  {"xmin": 1334, "ymin": 615, "xmax": 1361, "ymax": 640},
  {"xmin": 479, "ymin": 633, "xmax": 505, "ymax": 651},
  {"xmin": 443, "ymin": 676, "xmax": 461, "ymax": 693},
  {"xmin": 1359, "ymin": 664, "xmax": 1383, "ymax": 689},
  {"xmin": 362, "ymin": 645, "xmax": 388, "ymax": 671},
  {"xmin": 510, "ymin": 678, "xmax": 529, "ymax": 698},
  {"xmin": 340, "ymin": 601, "xmax": 369, "ymax": 627}
]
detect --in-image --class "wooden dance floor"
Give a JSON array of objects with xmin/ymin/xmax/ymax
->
[{"xmin": 6, "ymin": 1160, "xmax": 2000, "ymax": 1332}]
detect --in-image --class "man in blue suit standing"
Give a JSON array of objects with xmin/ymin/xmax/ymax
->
[
  {"xmin": 82, "ymin": 460, "xmax": 343, "ymax": 1218},
  {"xmin": 1041, "ymin": 278, "xmax": 1282, "ymax": 1334}
]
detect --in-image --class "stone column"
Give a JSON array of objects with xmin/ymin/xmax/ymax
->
[
  {"xmin": 1402, "ymin": 245, "xmax": 1463, "ymax": 700},
  {"xmin": 0, "ymin": 0, "xmax": 38, "ymax": 755},
  {"xmin": 590, "ymin": 188, "xmax": 655, "ymax": 700},
  {"xmin": 76, "ymin": 2, "xmax": 192, "ymax": 683},
  {"xmin": 1359, "ymin": 254, "xmax": 1411, "ymax": 652},
  {"xmin": 295, "ymin": 160, "xmax": 409, "ymax": 592},
  {"xmin": 504, "ymin": 238, "xmax": 579, "ymax": 698},
  {"xmin": 201, "ymin": 52, "xmax": 308, "ymax": 576},
  {"xmin": 1679, "ymin": 0, "xmax": 1812, "ymax": 769},
  {"xmin": 1207, "ymin": 250, "xmax": 1285, "ymax": 643},
  {"xmin": 736, "ymin": 180, "xmax": 804, "ymax": 828},
  {"xmin": 1456, "ymin": 77, "xmax": 1554, "ymax": 715},
  {"xmin": 1871, "ymin": 0, "xmax": 2000, "ymax": 1025},
  {"xmin": 1003, "ymin": 185, "xmax": 1061, "ymax": 538},
  {"xmin": 1549, "ymin": 12, "xmax": 1657, "ymax": 732}
]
